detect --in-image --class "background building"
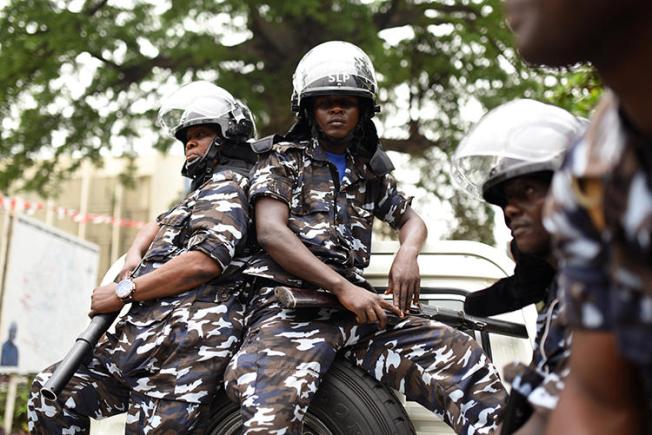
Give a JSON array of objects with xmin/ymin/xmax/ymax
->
[{"xmin": 0, "ymin": 152, "xmax": 186, "ymax": 280}]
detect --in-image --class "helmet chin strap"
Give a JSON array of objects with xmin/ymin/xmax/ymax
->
[
  {"xmin": 182, "ymin": 135, "xmax": 222, "ymax": 189},
  {"xmin": 310, "ymin": 123, "xmax": 357, "ymax": 148}
]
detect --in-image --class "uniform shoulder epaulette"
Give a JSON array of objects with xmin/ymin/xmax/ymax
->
[
  {"xmin": 251, "ymin": 134, "xmax": 284, "ymax": 154},
  {"xmin": 251, "ymin": 134, "xmax": 307, "ymax": 154},
  {"xmin": 369, "ymin": 146, "xmax": 395, "ymax": 176},
  {"xmin": 212, "ymin": 167, "xmax": 250, "ymax": 184}
]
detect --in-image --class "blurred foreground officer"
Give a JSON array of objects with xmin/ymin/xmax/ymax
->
[
  {"xmin": 28, "ymin": 81, "xmax": 256, "ymax": 434},
  {"xmin": 453, "ymin": 99, "xmax": 586, "ymax": 434},
  {"xmin": 504, "ymin": 0, "xmax": 652, "ymax": 433}
]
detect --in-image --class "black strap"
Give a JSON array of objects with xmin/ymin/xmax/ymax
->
[
  {"xmin": 369, "ymin": 147, "xmax": 395, "ymax": 176},
  {"xmin": 251, "ymin": 134, "xmax": 284, "ymax": 154}
]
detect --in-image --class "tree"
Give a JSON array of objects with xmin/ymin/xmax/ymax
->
[{"xmin": 0, "ymin": 0, "xmax": 600, "ymax": 242}]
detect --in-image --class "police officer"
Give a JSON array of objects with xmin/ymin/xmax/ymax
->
[
  {"xmin": 117, "ymin": 85, "xmax": 257, "ymax": 281},
  {"xmin": 453, "ymin": 99, "xmax": 586, "ymax": 434},
  {"xmin": 28, "ymin": 81, "xmax": 256, "ymax": 434},
  {"xmin": 224, "ymin": 41, "xmax": 506, "ymax": 435},
  {"xmin": 503, "ymin": 1, "xmax": 652, "ymax": 434}
]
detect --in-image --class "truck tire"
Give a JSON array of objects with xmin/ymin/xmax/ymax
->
[{"xmin": 207, "ymin": 357, "xmax": 415, "ymax": 435}]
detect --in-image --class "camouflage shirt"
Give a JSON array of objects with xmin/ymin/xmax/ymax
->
[
  {"xmin": 135, "ymin": 169, "xmax": 251, "ymax": 291},
  {"xmin": 106, "ymin": 169, "xmax": 251, "ymax": 403},
  {"xmin": 544, "ymin": 91, "xmax": 652, "ymax": 396},
  {"xmin": 244, "ymin": 139, "xmax": 411, "ymax": 286}
]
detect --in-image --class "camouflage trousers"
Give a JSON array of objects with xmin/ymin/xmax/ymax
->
[
  {"xmin": 28, "ymin": 365, "xmax": 209, "ymax": 434},
  {"xmin": 28, "ymin": 293, "xmax": 246, "ymax": 434},
  {"xmin": 224, "ymin": 286, "xmax": 507, "ymax": 435}
]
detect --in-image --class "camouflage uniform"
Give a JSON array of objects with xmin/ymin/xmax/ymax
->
[
  {"xmin": 544, "ymin": 91, "xmax": 652, "ymax": 414},
  {"xmin": 225, "ymin": 139, "xmax": 507, "ymax": 435},
  {"xmin": 28, "ymin": 170, "xmax": 251, "ymax": 434},
  {"xmin": 508, "ymin": 281, "xmax": 571, "ymax": 416}
]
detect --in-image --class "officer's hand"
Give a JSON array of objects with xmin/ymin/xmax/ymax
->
[
  {"xmin": 336, "ymin": 283, "xmax": 403, "ymax": 329},
  {"xmin": 89, "ymin": 284, "xmax": 123, "ymax": 317},
  {"xmin": 118, "ymin": 253, "xmax": 142, "ymax": 281},
  {"xmin": 386, "ymin": 248, "xmax": 421, "ymax": 313}
]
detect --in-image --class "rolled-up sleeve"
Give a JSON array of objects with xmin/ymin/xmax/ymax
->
[
  {"xmin": 544, "ymin": 169, "xmax": 611, "ymax": 330},
  {"xmin": 373, "ymin": 173, "xmax": 413, "ymax": 229},
  {"xmin": 248, "ymin": 150, "xmax": 298, "ymax": 207},
  {"xmin": 186, "ymin": 179, "xmax": 249, "ymax": 270}
]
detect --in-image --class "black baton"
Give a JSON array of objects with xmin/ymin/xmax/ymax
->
[{"xmin": 41, "ymin": 312, "xmax": 118, "ymax": 401}]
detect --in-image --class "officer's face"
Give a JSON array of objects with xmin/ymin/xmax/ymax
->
[
  {"xmin": 312, "ymin": 95, "xmax": 360, "ymax": 141},
  {"xmin": 504, "ymin": 0, "xmax": 648, "ymax": 66},
  {"xmin": 184, "ymin": 125, "xmax": 220, "ymax": 164},
  {"xmin": 501, "ymin": 175, "xmax": 551, "ymax": 256}
]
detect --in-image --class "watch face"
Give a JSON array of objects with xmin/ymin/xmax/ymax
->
[{"xmin": 116, "ymin": 279, "xmax": 135, "ymax": 299}]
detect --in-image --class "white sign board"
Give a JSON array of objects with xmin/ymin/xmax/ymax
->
[{"xmin": 0, "ymin": 214, "xmax": 99, "ymax": 373}]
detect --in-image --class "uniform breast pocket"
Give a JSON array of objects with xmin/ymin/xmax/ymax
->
[
  {"xmin": 291, "ymin": 184, "xmax": 333, "ymax": 216},
  {"xmin": 144, "ymin": 209, "xmax": 191, "ymax": 261},
  {"xmin": 287, "ymin": 188, "xmax": 334, "ymax": 245}
]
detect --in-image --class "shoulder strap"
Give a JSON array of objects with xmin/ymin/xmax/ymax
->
[
  {"xmin": 251, "ymin": 134, "xmax": 284, "ymax": 154},
  {"xmin": 369, "ymin": 147, "xmax": 395, "ymax": 176}
]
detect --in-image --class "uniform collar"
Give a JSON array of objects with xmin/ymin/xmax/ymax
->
[{"xmin": 305, "ymin": 138, "xmax": 372, "ymax": 187}]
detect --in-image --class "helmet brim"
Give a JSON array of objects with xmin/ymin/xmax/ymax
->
[{"xmin": 482, "ymin": 163, "xmax": 556, "ymax": 207}]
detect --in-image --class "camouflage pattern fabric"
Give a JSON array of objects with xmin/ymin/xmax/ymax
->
[
  {"xmin": 243, "ymin": 139, "xmax": 412, "ymax": 287},
  {"xmin": 146, "ymin": 170, "xmax": 250, "ymax": 275},
  {"xmin": 28, "ymin": 169, "xmax": 251, "ymax": 433},
  {"xmin": 544, "ymin": 90, "xmax": 652, "ymax": 406},
  {"xmin": 28, "ymin": 358, "xmax": 210, "ymax": 434},
  {"xmin": 224, "ymin": 286, "xmax": 506, "ymax": 435},
  {"xmin": 230, "ymin": 140, "xmax": 506, "ymax": 434},
  {"xmin": 508, "ymin": 281, "xmax": 571, "ymax": 415}
]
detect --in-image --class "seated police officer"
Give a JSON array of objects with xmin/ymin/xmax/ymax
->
[
  {"xmin": 28, "ymin": 81, "xmax": 255, "ymax": 434},
  {"xmin": 224, "ymin": 41, "xmax": 507, "ymax": 435},
  {"xmin": 452, "ymin": 99, "xmax": 586, "ymax": 435}
]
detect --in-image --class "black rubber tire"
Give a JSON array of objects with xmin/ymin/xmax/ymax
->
[{"xmin": 207, "ymin": 357, "xmax": 415, "ymax": 435}]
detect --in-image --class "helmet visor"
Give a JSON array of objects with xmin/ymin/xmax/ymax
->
[
  {"xmin": 158, "ymin": 81, "xmax": 237, "ymax": 138},
  {"xmin": 451, "ymin": 99, "xmax": 586, "ymax": 199}
]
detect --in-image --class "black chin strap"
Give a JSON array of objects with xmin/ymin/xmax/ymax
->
[
  {"xmin": 182, "ymin": 136, "xmax": 222, "ymax": 190},
  {"xmin": 310, "ymin": 123, "xmax": 358, "ymax": 148}
]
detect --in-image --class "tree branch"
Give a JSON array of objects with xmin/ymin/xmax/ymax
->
[
  {"xmin": 373, "ymin": 1, "xmax": 480, "ymax": 30},
  {"xmin": 374, "ymin": 0, "xmax": 401, "ymax": 29},
  {"xmin": 87, "ymin": 48, "xmax": 176, "ymax": 85},
  {"xmin": 246, "ymin": 4, "xmax": 298, "ymax": 61},
  {"xmin": 87, "ymin": 50, "xmax": 121, "ymax": 70},
  {"xmin": 83, "ymin": 0, "xmax": 109, "ymax": 16},
  {"xmin": 381, "ymin": 132, "xmax": 442, "ymax": 155}
]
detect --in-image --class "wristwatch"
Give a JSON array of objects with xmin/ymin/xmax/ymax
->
[{"xmin": 115, "ymin": 278, "xmax": 136, "ymax": 303}]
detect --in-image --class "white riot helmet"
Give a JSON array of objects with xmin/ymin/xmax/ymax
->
[
  {"xmin": 291, "ymin": 41, "xmax": 379, "ymax": 114},
  {"xmin": 158, "ymin": 81, "xmax": 255, "ymax": 144},
  {"xmin": 451, "ymin": 99, "xmax": 587, "ymax": 207},
  {"xmin": 158, "ymin": 81, "xmax": 256, "ymax": 183}
]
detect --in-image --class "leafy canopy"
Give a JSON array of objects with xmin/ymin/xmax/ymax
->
[{"xmin": 0, "ymin": 0, "xmax": 600, "ymax": 242}]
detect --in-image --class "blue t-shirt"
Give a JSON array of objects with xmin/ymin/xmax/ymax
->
[{"xmin": 325, "ymin": 151, "xmax": 347, "ymax": 183}]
